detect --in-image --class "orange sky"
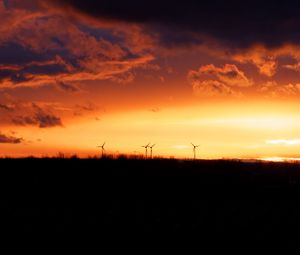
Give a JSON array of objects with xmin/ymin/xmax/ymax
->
[
  {"xmin": 2, "ymin": 98, "xmax": 300, "ymax": 159},
  {"xmin": 2, "ymin": 0, "xmax": 300, "ymax": 159}
]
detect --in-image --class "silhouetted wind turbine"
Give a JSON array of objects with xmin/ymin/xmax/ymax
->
[
  {"xmin": 191, "ymin": 143, "xmax": 199, "ymax": 160},
  {"xmin": 149, "ymin": 144, "xmax": 156, "ymax": 159},
  {"xmin": 142, "ymin": 143, "xmax": 150, "ymax": 158},
  {"xmin": 97, "ymin": 142, "xmax": 106, "ymax": 158}
]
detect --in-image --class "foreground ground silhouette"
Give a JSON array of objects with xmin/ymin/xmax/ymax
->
[{"xmin": 1, "ymin": 157, "xmax": 300, "ymax": 244}]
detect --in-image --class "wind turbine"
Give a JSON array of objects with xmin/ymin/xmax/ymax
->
[
  {"xmin": 142, "ymin": 143, "xmax": 150, "ymax": 158},
  {"xmin": 97, "ymin": 142, "xmax": 106, "ymax": 158},
  {"xmin": 191, "ymin": 143, "xmax": 199, "ymax": 160},
  {"xmin": 149, "ymin": 144, "xmax": 156, "ymax": 159}
]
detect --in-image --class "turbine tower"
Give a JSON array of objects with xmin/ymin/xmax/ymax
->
[
  {"xmin": 191, "ymin": 143, "xmax": 199, "ymax": 160},
  {"xmin": 97, "ymin": 142, "xmax": 106, "ymax": 158},
  {"xmin": 149, "ymin": 144, "xmax": 156, "ymax": 159},
  {"xmin": 142, "ymin": 143, "xmax": 150, "ymax": 158}
]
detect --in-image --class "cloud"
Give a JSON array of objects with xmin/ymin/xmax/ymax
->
[
  {"xmin": 0, "ymin": 132, "xmax": 23, "ymax": 144},
  {"xmin": 195, "ymin": 64, "xmax": 252, "ymax": 87},
  {"xmin": 12, "ymin": 113, "xmax": 62, "ymax": 128},
  {"xmin": 11, "ymin": 103, "xmax": 63, "ymax": 128},
  {"xmin": 0, "ymin": 54, "xmax": 154, "ymax": 89},
  {"xmin": 35, "ymin": 111, "xmax": 62, "ymax": 128},
  {"xmin": 188, "ymin": 64, "xmax": 251, "ymax": 97},
  {"xmin": 109, "ymin": 72, "xmax": 135, "ymax": 84},
  {"xmin": 275, "ymin": 84, "xmax": 300, "ymax": 96},
  {"xmin": 231, "ymin": 45, "xmax": 278, "ymax": 77},
  {"xmin": 0, "ymin": 2, "xmax": 155, "ymax": 89},
  {"xmin": 191, "ymin": 80, "xmax": 241, "ymax": 97},
  {"xmin": 283, "ymin": 62, "xmax": 300, "ymax": 72},
  {"xmin": 0, "ymin": 94, "xmax": 71, "ymax": 128},
  {"xmin": 55, "ymin": 81, "xmax": 81, "ymax": 93},
  {"xmin": 48, "ymin": 0, "xmax": 300, "ymax": 49},
  {"xmin": 229, "ymin": 44, "xmax": 300, "ymax": 77},
  {"xmin": 259, "ymin": 81, "xmax": 300, "ymax": 97},
  {"xmin": 12, "ymin": 116, "xmax": 36, "ymax": 126},
  {"xmin": 0, "ymin": 103, "xmax": 15, "ymax": 111}
]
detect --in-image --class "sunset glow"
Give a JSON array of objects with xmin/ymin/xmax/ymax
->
[{"xmin": 1, "ymin": 0, "xmax": 300, "ymax": 160}]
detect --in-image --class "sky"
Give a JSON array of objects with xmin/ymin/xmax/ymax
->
[{"xmin": 2, "ymin": 0, "xmax": 300, "ymax": 159}]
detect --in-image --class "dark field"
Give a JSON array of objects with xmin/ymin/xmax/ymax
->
[{"xmin": 1, "ymin": 158, "xmax": 300, "ymax": 244}]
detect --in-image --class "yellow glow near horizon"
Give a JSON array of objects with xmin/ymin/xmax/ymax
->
[
  {"xmin": 266, "ymin": 139, "xmax": 300, "ymax": 145},
  {"xmin": 2, "ymin": 100, "xmax": 300, "ymax": 159},
  {"xmin": 260, "ymin": 157, "xmax": 300, "ymax": 162}
]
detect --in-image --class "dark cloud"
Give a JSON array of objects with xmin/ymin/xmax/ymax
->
[
  {"xmin": 0, "ymin": 43, "xmax": 72, "ymax": 87},
  {"xmin": 24, "ymin": 63, "xmax": 68, "ymax": 76},
  {"xmin": 0, "ymin": 43, "xmax": 49, "ymax": 65},
  {"xmin": 12, "ymin": 113, "xmax": 62, "ymax": 128},
  {"xmin": 53, "ymin": 0, "xmax": 300, "ymax": 48},
  {"xmin": 0, "ymin": 132, "xmax": 23, "ymax": 144},
  {"xmin": 12, "ymin": 104, "xmax": 63, "ymax": 128},
  {"xmin": 35, "ymin": 111, "xmax": 62, "ymax": 128}
]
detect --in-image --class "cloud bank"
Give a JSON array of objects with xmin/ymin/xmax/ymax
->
[{"xmin": 50, "ymin": 0, "xmax": 300, "ymax": 48}]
